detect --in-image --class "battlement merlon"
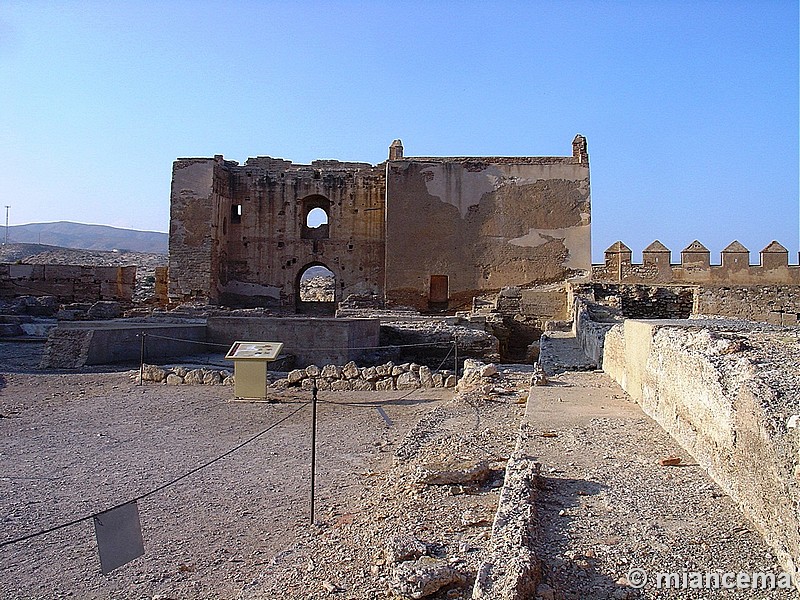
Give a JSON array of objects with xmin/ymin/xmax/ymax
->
[{"xmin": 595, "ymin": 240, "xmax": 799, "ymax": 285}]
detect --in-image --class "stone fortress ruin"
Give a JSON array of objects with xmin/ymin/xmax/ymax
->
[
  {"xmin": 160, "ymin": 136, "xmax": 800, "ymax": 594},
  {"xmin": 167, "ymin": 136, "xmax": 591, "ymax": 312},
  {"xmin": 2, "ymin": 135, "xmax": 800, "ymax": 597}
]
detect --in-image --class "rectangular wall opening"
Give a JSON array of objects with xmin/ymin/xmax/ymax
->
[{"xmin": 429, "ymin": 275, "xmax": 449, "ymax": 310}]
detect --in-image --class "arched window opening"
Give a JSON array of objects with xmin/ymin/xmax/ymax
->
[
  {"xmin": 301, "ymin": 195, "xmax": 331, "ymax": 240},
  {"xmin": 306, "ymin": 207, "xmax": 329, "ymax": 229},
  {"xmin": 299, "ymin": 265, "xmax": 335, "ymax": 302}
]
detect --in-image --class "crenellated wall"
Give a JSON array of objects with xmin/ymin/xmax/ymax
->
[{"xmin": 594, "ymin": 240, "xmax": 799, "ymax": 285}]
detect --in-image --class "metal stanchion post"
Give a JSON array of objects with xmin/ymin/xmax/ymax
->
[
  {"xmin": 139, "ymin": 333, "xmax": 146, "ymax": 386},
  {"xmin": 453, "ymin": 336, "xmax": 458, "ymax": 378},
  {"xmin": 310, "ymin": 379, "xmax": 318, "ymax": 525}
]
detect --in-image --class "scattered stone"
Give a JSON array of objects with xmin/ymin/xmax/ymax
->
[
  {"xmin": 419, "ymin": 366, "xmax": 434, "ymax": 387},
  {"xmin": 288, "ymin": 369, "xmax": 305, "ymax": 384},
  {"xmin": 202, "ymin": 370, "xmax": 221, "ymax": 385},
  {"xmin": 184, "ymin": 369, "xmax": 204, "ymax": 385},
  {"xmin": 385, "ymin": 534, "xmax": 428, "ymax": 564},
  {"xmin": 389, "ymin": 557, "xmax": 467, "ymax": 599},
  {"xmin": 376, "ymin": 378, "xmax": 394, "ymax": 391},
  {"xmin": 305, "ymin": 364, "xmax": 321, "ymax": 377},
  {"xmin": 415, "ymin": 460, "xmax": 491, "ymax": 486},
  {"xmin": 166, "ymin": 374, "xmax": 183, "ymax": 385},
  {"xmin": 480, "ymin": 363, "xmax": 498, "ymax": 378},
  {"xmin": 331, "ymin": 380, "xmax": 351, "ymax": 391},
  {"xmin": 142, "ymin": 364, "xmax": 166, "ymax": 383},
  {"xmin": 397, "ymin": 371, "xmax": 421, "ymax": 390},
  {"xmin": 659, "ymin": 455, "xmax": 682, "ymax": 466},
  {"xmin": 321, "ymin": 364, "xmax": 341, "ymax": 379},
  {"xmin": 352, "ymin": 379, "xmax": 374, "ymax": 391},
  {"xmin": 342, "ymin": 361, "xmax": 360, "ymax": 379}
]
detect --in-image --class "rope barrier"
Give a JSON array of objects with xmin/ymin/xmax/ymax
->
[
  {"xmin": 141, "ymin": 332, "xmax": 457, "ymax": 352},
  {"xmin": 0, "ymin": 401, "xmax": 308, "ymax": 549}
]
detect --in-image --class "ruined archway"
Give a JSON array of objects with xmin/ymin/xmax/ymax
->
[{"xmin": 296, "ymin": 262, "xmax": 336, "ymax": 315}]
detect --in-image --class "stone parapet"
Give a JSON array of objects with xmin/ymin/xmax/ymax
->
[{"xmin": 594, "ymin": 240, "xmax": 799, "ymax": 285}]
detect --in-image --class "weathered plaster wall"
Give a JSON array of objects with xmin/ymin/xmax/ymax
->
[
  {"xmin": 0, "ymin": 263, "xmax": 135, "ymax": 303},
  {"xmin": 385, "ymin": 137, "xmax": 591, "ymax": 310},
  {"xmin": 600, "ymin": 319, "xmax": 800, "ymax": 587},
  {"xmin": 168, "ymin": 158, "xmax": 220, "ymax": 303}
]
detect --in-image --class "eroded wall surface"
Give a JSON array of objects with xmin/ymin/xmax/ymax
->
[
  {"xmin": 169, "ymin": 156, "xmax": 385, "ymax": 307},
  {"xmin": 600, "ymin": 319, "xmax": 800, "ymax": 586},
  {"xmin": 0, "ymin": 264, "xmax": 135, "ymax": 303},
  {"xmin": 385, "ymin": 139, "xmax": 590, "ymax": 310}
]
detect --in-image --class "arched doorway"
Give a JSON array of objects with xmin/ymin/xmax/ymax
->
[{"xmin": 296, "ymin": 262, "xmax": 336, "ymax": 315}]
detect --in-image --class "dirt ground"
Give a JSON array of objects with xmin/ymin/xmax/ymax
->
[
  {"xmin": 2, "ymin": 337, "xmax": 797, "ymax": 600},
  {"xmin": 0, "ymin": 344, "xmax": 530, "ymax": 600}
]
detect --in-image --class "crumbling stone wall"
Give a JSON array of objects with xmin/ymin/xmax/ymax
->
[
  {"xmin": 600, "ymin": 319, "xmax": 800, "ymax": 586},
  {"xmin": 695, "ymin": 285, "xmax": 800, "ymax": 324},
  {"xmin": 168, "ymin": 155, "xmax": 385, "ymax": 308},
  {"xmin": 592, "ymin": 283, "xmax": 695, "ymax": 319},
  {"xmin": 169, "ymin": 137, "xmax": 591, "ymax": 312},
  {"xmin": 0, "ymin": 264, "xmax": 135, "ymax": 303},
  {"xmin": 385, "ymin": 136, "xmax": 591, "ymax": 311}
]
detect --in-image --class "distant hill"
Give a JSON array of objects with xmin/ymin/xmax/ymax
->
[{"xmin": 6, "ymin": 221, "xmax": 168, "ymax": 254}]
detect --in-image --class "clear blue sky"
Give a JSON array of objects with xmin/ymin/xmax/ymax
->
[{"xmin": 1, "ymin": 0, "xmax": 797, "ymax": 262}]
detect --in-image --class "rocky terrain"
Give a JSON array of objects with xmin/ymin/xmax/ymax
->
[{"xmin": 300, "ymin": 275, "xmax": 335, "ymax": 302}]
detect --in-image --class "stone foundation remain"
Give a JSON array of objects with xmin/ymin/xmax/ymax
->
[{"xmin": 597, "ymin": 317, "xmax": 800, "ymax": 588}]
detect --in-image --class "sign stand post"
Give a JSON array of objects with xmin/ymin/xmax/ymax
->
[{"xmin": 224, "ymin": 341, "xmax": 284, "ymax": 401}]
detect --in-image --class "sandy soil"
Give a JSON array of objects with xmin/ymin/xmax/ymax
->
[{"xmin": 0, "ymin": 367, "xmax": 457, "ymax": 599}]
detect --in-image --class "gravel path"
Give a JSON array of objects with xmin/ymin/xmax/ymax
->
[{"xmin": 526, "ymin": 370, "xmax": 797, "ymax": 599}]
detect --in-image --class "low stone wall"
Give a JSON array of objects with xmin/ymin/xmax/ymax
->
[
  {"xmin": 0, "ymin": 264, "xmax": 135, "ymax": 303},
  {"xmin": 601, "ymin": 319, "xmax": 800, "ymax": 587},
  {"xmin": 282, "ymin": 361, "xmax": 457, "ymax": 392},
  {"xmin": 572, "ymin": 298, "xmax": 616, "ymax": 366},
  {"xmin": 207, "ymin": 316, "xmax": 380, "ymax": 366},
  {"xmin": 41, "ymin": 322, "xmax": 208, "ymax": 368},
  {"xmin": 695, "ymin": 285, "xmax": 800, "ymax": 324}
]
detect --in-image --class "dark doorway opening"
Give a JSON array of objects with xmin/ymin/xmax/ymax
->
[{"xmin": 429, "ymin": 275, "xmax": 449, "ymax": 310}]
